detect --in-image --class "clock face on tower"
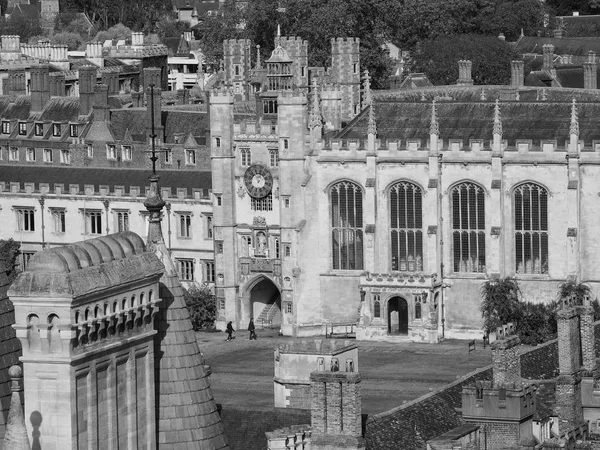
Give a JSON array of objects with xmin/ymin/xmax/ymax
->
[{"xmin": 243, "ymin": 164, "xmax": 273, "ymax": 198}]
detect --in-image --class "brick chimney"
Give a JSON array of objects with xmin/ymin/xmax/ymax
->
[
  {"xmin": 457, "ymin": 60, "xmax": 473, "ymax": 86},
  {"xmin": 143, "ymin": 67, "xmax": 162, "ymax": 91},
  {"xmin": 510, "ymin": 60, "xmax": 524, "ymax": 88},
  {"xmin": 579, "ymin": 296, "xmax": 596, "ymax": 377},
  {"xmin": 101, "ymin": 71, "xmax": 119, "ymax": 95},
  {"xmin": 78, "ymin": 66, "xmax": 97, "ymax": 115},
  {"xmin": 310, "ymin": 364, "xmax": 365, "ymax": 450},
  {"xmin": 49, "ymin": 73, "xmax": 65, "ymax": 97},
  {"xmin": 584, "ymin": 50, "xmax": 597, "ymax": 90},
  {"xmin": 491, "ymin": 323, "xmax": 521, "ymax": 387},
  {"xmin": 93, "ymin": 84, "xmax": 109, "ymax": 122},
  {"xmin": 555, "ymin": 305, "xmax": 585, "ymax": 435},
  {"xmin": 8, "ymin": 69, "xmax": 26, "ymax": 96},
  {"xmin": 30, "ymin": 64, "xmax": 50, "ymax": 112},
  {"xmin": 543, "ymin": 44, "xmax": 554, "ymax": 73}
]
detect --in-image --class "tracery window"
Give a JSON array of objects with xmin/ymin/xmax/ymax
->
[
  {"xmin": 251, "ymin": 192, "xmax": 272, "ymax": 211},
  {"xmin": 331, "ymin": 181, "xmax": 363, "ymax": 270},
  {"xmin": 390, "ymin": 182, "xmax": 423, "ymax": 272},
  {"xmin": 452, "ymin": 182, "xmax": 486, "ymax": 273},
  {"xmin": 514, "ymin": 183, "xmax": 548, "ymax": 274},
  {"xmin": 240, "ymin": 148, "xmax": 251, "ymax": 167},
  {"xmin": 373, "ymin": 294, "xmax": 381, "ymax": 318}
]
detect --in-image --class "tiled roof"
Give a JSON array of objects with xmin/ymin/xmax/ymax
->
[
  {"xmin": 516, "ymin": 36, "xmax": 600, "ymax": 56},
  {"xmin": 148, "ymin": 209, "xmax": 228, "ymax": 448},
  {"xmin": 0, "ymin": 96, "xmax": 81, "ymax": 122},
  {"xmin": 339, "ymin": 95, "xmax": 600, "ymax": 142},
  {"xmin": 109, "ymin": 109, "xmax": 209, "ymax": 145},
  {"xmin": 0, "ymin": 165, "xmax": 212, "ymax": 193}
]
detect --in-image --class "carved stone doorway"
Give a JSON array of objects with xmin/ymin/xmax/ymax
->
[{"xmin": 388, "ymin": 296, "xmax": 408, "ymax": 335}]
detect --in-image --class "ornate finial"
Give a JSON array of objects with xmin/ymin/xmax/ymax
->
[
  {"xmin": 367, "ymin": 102, "xmax": 377, "ymax": 136},
  {"xmin": 275, "ymin": 24, "xmax": 282, "ymax": 47},
  {"xmin": 480, "ymin": 88, "xmax": 486, "ymax": 101},
  {"xmin": 570, "ymin": 98, "xmax": 579, "ymax": 137},
  {"xmin": 3, "ymin": 365, "xmax": 30, "ymax": 450},
  {"xmin": 420, "ymin": 91, "xmax": 426, "ymax": 102},
  {"xmin": 541, "ymin": 88, "xmax": 547, "ymax": 101},
  {"xmin": 493, "ymin": 99, "xmax": 502, "ymax": 136},
  {"xmin": 256, "ymin": 44, "xmax": 261, "ymax": 69},
  {"xmin": 430, "ymin": 100, "xmax": 439, "ymax": 137},
  {"xmin": 362, "ymin": 69, "xmax": 372, "ymax": 110},
  {"xmin": 309, "ymin": 78, "xmax": 322, "ymax": 130}
]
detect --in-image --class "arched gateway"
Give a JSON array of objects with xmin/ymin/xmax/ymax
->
[
  {"xmin": 388, "ymin": 296, "xmax": 408, "ymax": 335},
  {"xmin": 241, "ymin": 276, "xmax": 282, "ymax": 328}
]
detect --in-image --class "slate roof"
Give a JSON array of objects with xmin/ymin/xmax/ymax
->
[
  {"xmin": 109, "ymin": 109, "xmax": 209, "ymax": 144},
  {"xmin": 0, "ymin": 165, "xmax": 212, "ymax": 194},
  {"xmin": 0, "ymin": 96, "xmax": 82, "ymax": 122},
  {"xmin": 339, "ymin": 95, "xmax": 600, "ymax": 143},
  {"xmin": 516, "ymin": 36, "xmax": 600, "ymax": 56}
]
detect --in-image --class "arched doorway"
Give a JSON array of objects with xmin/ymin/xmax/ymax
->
[
  {"xmin": 388, "ymin": 297, "xmax": 408, "ymax": 335},
  {"xmin": 246, "ymin": 277, "xmax": 281, "ymax": 328}
]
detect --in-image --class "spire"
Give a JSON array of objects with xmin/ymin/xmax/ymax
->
[
  {"xmin": 362, "ymin": 69, "xmax": 372, "ymax": 110},
  {"xmin": 493, "ymin": 99, "xmax": 502, "ymax": 137},
  {"xmin": 3, "ymin": 366, "xmax": 31, "ymax": 450},
  {"xmin": 275, "ymin": 24, "xmax": 282, "ymax": 48},
  {"xmin": 367, "ymin": 101, "xmax": 376, "ymax": 136},
  {"xmin": 430, "ymin": 100, "xmax": 439, "ymax": 137},
  {"xmin": 256, "ymin": 44, "xmax": 261, "ymax": 69},
  {"xmin": 570, "ymin": 98, "xmax": 579, "ymax": 137},
  {"xmin": 309, "ymin": 78, "xmax": 322, "ymax": 130}
]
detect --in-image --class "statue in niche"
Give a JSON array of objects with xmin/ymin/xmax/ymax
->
[{"xmin": 256, "ymin": 231, "xmax": 267, "ymax": 257}]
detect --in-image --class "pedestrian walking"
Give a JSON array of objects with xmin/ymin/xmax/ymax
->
[
  {"xmin": 248, "ymin": 318, "xmax": 257, "ymax": 340},
  {"xmin": 226, "ymin": 321, "xmax": 235, "ymax": 341}
]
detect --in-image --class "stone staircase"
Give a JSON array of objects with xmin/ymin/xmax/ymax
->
[{"xmin": 257, "ymin": 292, "xmax": 281, "ymax": 327}]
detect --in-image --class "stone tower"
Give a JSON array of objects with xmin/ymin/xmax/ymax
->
[
  {"xmin": 330, "ymin": 37, "xmax": 360, "ymax": 124},
  {"xmin": 279, "ymin": 36, "xmax": 309, "ymax": 90},
  {"xmin": 223, "ymin": 39, "xmax": 252, "ymax": 101},
  {"xmin": 40, "ymin": 0, "xmax": 59, "ymax": 34}
]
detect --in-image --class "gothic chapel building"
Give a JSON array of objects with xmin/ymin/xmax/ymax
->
[{"xmin": 211, "ymin": 33, "xmax": 600, "ymax": 340}]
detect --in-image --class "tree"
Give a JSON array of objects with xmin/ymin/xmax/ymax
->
[
  {"xmin": 411, "ymin": 34, "xmax": 520, "ymax": 85},
  {"xmin": 0, "ymin": 15, "xmax": 42, "ymax": 42},
  {"xmin": 474, "ymin": 0, "xmax": 547, "ymax": 41},
  {"xmin": 48, "ymin": 32, "xmax": 85, "ymax": 51},
  {"xmin": 480, "ymin": 277, "xmax": 521, "ymax": 337},
  {"xmin": 183, "ymin": 284, "xmax": 217, "ymax": 330},
  {"xmin": 0, "ymin": 239, "xmax": 20, "ymax": 284},
  {"xmin": 93, "ymin": 23, "xmax": 133, "ymax": 43}
]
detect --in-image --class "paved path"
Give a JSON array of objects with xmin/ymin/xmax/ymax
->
[{"xmin": 197, "ymin": 330, "xmax": 492, "ymax": 415}]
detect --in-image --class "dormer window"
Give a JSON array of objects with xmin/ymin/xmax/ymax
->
[
  {"xmin": 121, "ymin": 145, "xmax": 132, "ymax": 161},
  {"xmin": 2, "ymin": 121, "xmax": 10, "ymax": 134},
  {"xmin": 52, "ymin": 123, "xmax": 61, "ymax": 137},
  {"xmin": 69, "ymin": 124, "xmax": 78, "ymax": 137},
  {"xmin": 18, "ymin": 122, "xmax": 27, "ymax": 135},
  {"xmin": 34, "ymin": 123, "xmax": 43, "ymax": 136},
  {"xmin": 107, "ymin": 144, "xmax": 116, "ymax": 159}
]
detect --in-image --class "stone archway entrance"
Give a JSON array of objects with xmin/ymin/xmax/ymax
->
[
  {"xmin": 388, "ymin": 296, "xmax": 408, "ymax": 335},
  {"xmin": 245, "ymin": 277, "xmax": 281, "ymax": 328}
]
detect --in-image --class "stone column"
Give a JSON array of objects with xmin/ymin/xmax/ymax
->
[
  {"xmin": 510, "ymin": 60, "xmax": 524, "ymax": 88},
  {"xmin": 584, "ymin": 50, "xmax": 597, "ymax": 90}
]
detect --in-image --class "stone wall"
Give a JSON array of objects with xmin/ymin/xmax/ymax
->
[{"xmin": 364, "ymin": 321, "xmax": 600, "ymax": 450}]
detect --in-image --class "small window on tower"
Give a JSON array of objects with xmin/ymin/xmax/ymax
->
[
  {"xmin": 215, "ymin": 137, "xmax": 221, "ymax": 148},
  {"xmin": 283, "ymin": 139, "xmax": 289, "ymax": 150},
  {"xmin": 353, "ymin": 63, "xmax": 358, "ymax": 74}
]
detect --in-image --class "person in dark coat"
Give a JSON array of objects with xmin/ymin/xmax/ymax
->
[
  {"xmin": 248, "ymin": 318, "xmax": 257, "ymax": 340},
  {"xmin": 226, "ymin": 321, "xmax": 235, "ymax": 341}
]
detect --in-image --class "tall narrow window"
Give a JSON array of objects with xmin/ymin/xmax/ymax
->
[
  {"xmin": 514, "ymin": 183, "xmax": 548, "ymax": 274},
  {"xmin": 85, "ymin": 211, "xmax": 102, "ymax": 235},
  {"xmin": 390, "ymin": 182, "xmax": 423, "ymax": 272},
  {"xmin": 452, "ymin": 182, "xmax": 486, "ymax": 273},
  {"xmin": 115, "ymin": 211, "xmax": 129, "ymax": 232},
  {"xmin": 178, "ymin": 213, "xmax": 192, "ymax": 237},
  {"xmin": 331, "ymin": 181, "xmax": 364, "ymax": 270},
  {"xmin": 240, "ymin": 148, "xmax": 251, "ymax": 167},
  {"xmin": 51, "ymin": 208, "xmax": 65, "ymax": 233},
  {"xmin": 15, "ymin": 208, "xmax": 35, "ymax": 231},
  {"xmin": 373, "ymin": 294, "xmax": 381, "ymax": 318},
  {"xmin": 185, "ymin": 149, "xmax": 196, "ymax": 165},
  {"xmin": 269, "ymin": 149, "xmax": 279, "ymax": 167},
  {"xmin": 206, "ymin": 215, "xmax": 213, "ymax": 239},
  {"xmin": 176, "ymin": 259, "xmax": 194, "ymax": 281}
]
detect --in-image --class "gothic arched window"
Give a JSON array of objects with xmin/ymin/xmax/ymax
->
[
  {"xmin": 373, "ymin": 295, "xmax": 381, "ymax": 318},
  {"xmin": 514, "ymin": 183, "xmax": 548, "ymax": 274},
  {"xmin": 415, "ymin": 300, "xmax": 422, "ymax": 320},
  {"xmin": 452, "ymin": 182, "xmax": 486, "ymax": 273},
  {"xmin": 390, "ymin": 182, "xmax": 423, "ymax": 271},
  {"xmin": 331, "ymin": 181, "xmax": 363, "ymax": 270}
]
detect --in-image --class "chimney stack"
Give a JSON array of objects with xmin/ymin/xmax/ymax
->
[
  {"xmin": 510, "ymin": 60, "xmax": 524, "ymax": 88},
  {"xmin": 78, "ymin": 66, "xmax": 97, "ymax": 115},
  {"xmin": 131, "ymin": 32, "xmax": 144, "ymax": 47},
  {"xmin": 457, "ymin": 60, "xmax": 473, "ymax": 86},
  {"xmin": 30, "ymin": 64, "xmax": 50, "ymax": 112},
  {"xmin": 101, "ymin": 71, "xmax": 119, "ymax": 95},
  {"xmin": 584, "ymin": 50, "xmax": 597, "ymax": 90},
  {"xmin": 542, "ymin": 44, "xmax": 554, "ymax": 73},
  {"xmin": 8, "ymin": 69, "xmax": 26, "ymax": 96},
  {"xmin": 93, "ymin": 84, "xmax": 109, "ymax": 122},
  {"xmin": 49, "ymin": 73, "xmax": 66, "ymax": 97},
  {"xmin": 555, "ymin": 305, "xmax": 585, "ymax": 435},
  {"xmin": 491, "ymin": 323, "xmax": 521, "ymax": 387}
]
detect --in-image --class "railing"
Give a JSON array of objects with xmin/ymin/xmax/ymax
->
[{"xmin": 325, "ymin": 322, "xmax": 356, "ymax": 339}]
